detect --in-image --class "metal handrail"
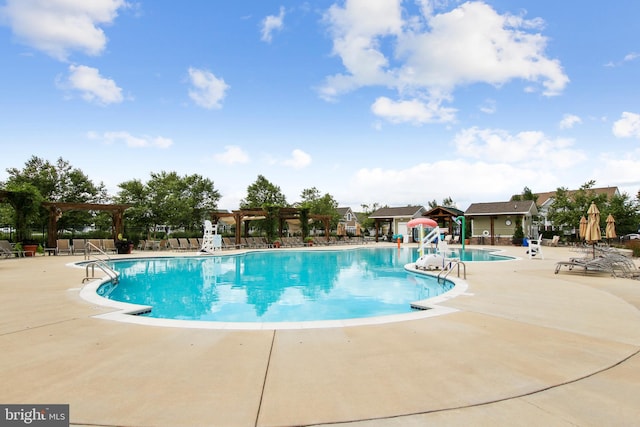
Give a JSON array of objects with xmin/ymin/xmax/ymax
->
[
  {"xmin": 83, "ymin": 258, "xmax": 119, "ymax": 284},
  {"xmin": 82, "ymin": 242, "xmax": 118, "ymax": 284},
  {"xmin": 437, "ymin": 260, "xmax": 466, "ymax": 283},
  {"xmin": 84, "ymin": 241, "xmax": 110, "ymax": 261}
]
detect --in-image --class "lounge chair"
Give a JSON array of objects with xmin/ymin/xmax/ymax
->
[
  {"xmin": 549, "ymin": 235, "xmax": 560, "ymax": 247},
  {"xmin": 56, "ymin": 239, "xmax": 73, "ymax": 255},
  {"xmin": 0, "ymin": 240, "xmax": 24, "ymax": 258},
  {"xmin": 72, "ymin": 239, "xmax": 86, "ymax": 255},
  {"xmin": 145, "ymin": 240, "xmax": 160, "ymax": 250},
  {"xmin": 188, "ymin": 238, "xmax": 200, "ymax": 250},
  {"xmin": 101, "ymin": 239, "xmax": 117, "ymax": 254},
  {"xmin": 168, "ymin": 238, "xmax": 186, "ymax": 251},
  {"xmin": 250, "ymin": 237, "xmax": 269, "ymax": 248},
  {"xmin": 555, "ymin": 249, "xmax": 638, "ymax": 278},
  {"xmin": 87, "ymin": 239, "xmax": 103, "ymax": 253},
  {"xmin": 222, "ymin": 237, "xmax": 243, "ymax": 250}
]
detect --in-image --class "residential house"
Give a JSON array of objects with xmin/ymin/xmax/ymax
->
[
  {"xmin": 368, "ymin": 206, "xmax": 427, "ymax": 242},
  {"xmin": 535, "ymin": 186, "xmax": 620, "ymax": 230},
  {"xmin": 465, "ymin": 200, "xmax": 538, "ymax": 245},
  {"xmin": 336, "ymin": 207, "xmax": 361, "ymax": 236}
]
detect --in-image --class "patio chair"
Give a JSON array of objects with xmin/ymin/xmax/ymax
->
[
  {"xmin": 71, "ymin": 239, "xmax": 86, "ymax": 255},
  {"xmin": 56, "ymin": 239, "xmax": 73, "ymax": 255},
  {"xmin": 0, "ymin": 240, "xmax": 25, "ymax": 258},
  {"xmin": 168, "ymin": 238, "xmax": 186, "ymax": 251},
  {"xmin": 222, "ymin": 237, "xmax": 243, "ymax": 249},
  {"xmin": 555, "ymin": 248, "xmax": 638, "ymax": 278},
  {"xmin": 549, "ymin": 235, "xmax": 560, "ymax": 247},
  {"xmin": 101, "ymin": 239, "xmax": 117, "ymax": 254}
]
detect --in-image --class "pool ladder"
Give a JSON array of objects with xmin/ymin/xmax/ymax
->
[
  {"xmin": 437, "ymin": 260, "xmax": 466, "ymax": 283},
  {"xmin": 82, "ymin": 242, "xmax": 119, "ymax": 285}
]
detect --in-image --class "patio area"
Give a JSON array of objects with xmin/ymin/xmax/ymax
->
[{"xmin": 1, "ymin": 244, "xmax": 639, "ymax": 426}]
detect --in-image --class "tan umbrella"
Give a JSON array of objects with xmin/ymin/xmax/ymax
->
[
  {"xmin": 579, "ymin": 216, "xmax": 587, "ymax": 240},
  {"xmin": 605, "ymin": 214, "xmax": 617, "ymax": 241},
  {"xmin": 584, "ymin": 202, "xmax": 601, "ymax": 257}
]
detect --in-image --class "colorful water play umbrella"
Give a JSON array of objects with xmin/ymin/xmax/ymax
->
[
  {"xmin": 606, "ymin": 214, "xmax": 617, "ymax": 240},
  {"xmin": 584, "ymin": 202, "xmax": 601, "ymax": 257},
  {"xmin": 579, "ymin": 216, "xmax": 587, "ymax": 240},
  {"xmin": 407, "ymin": 218, "xmax": 438, "ymax": 228}
]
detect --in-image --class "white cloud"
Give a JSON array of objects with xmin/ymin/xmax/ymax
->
[
  {"xmin": 261, "ymin": 6, "xmax": 285, "ymax": 43},
  {"xmin": 593, "ymin": 150, "xmax": 640, "ymax": 193},
  {"xmin": 214, "ymin": 145, "xmax": 250, "ymax": 165},
  {"xmin": 282, "ymin": 149, "xmax": 312, "ymax": 169},
  {"xmin": 187, "ymin": 67, "xmax": 229, "ymax": 109},
  {"xmin": 89, "ymin": 131, "xmax": 173, "ymax": 148},
  {"xmin": 320, "ymin": 1, "xmax": 568, "ymax": 124},
  {"xmin": 612, "ymin": 112, "xmax": 640, "ymax": 138},
  {"xmin": 453, "ymin": 127, "xmax": 586, "ymax": 168},
  {"xmin": 0, "ymin": 0, "xmax": 127, "ymax": 61},
  {"xmin": 479, "ymin": 99, "xmax": 496, "ymax": 114},
  {"xmin": 559, "ymin": 114, "xmax": 582, "ymax": 129},
  {"xmin": 371, "ymin": 97, "xmax": 456, "ymax": 124},
  {"xmin": 349, "ymin": 160, "xmax": 557, "ymax": 209},
  {"xmin": 61, "ymin": 64, "xmax": 123, "ymax": 105}
]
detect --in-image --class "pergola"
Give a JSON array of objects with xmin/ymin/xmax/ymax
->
[
  {"xmin": 211, "ymin": 208, "xmax": 332, "ymax": 246},
  {"xmin": 42, "ymin": 202, "xmax": 133, "ymax": 249},
  {"xmin": 423, "ymin": 206, "xmax": 465, "ymax": 235}
]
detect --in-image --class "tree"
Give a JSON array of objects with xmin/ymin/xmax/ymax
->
[
  {"xmin": 116, "ymin": 172, "xmax": 220, "ymax": 237},
  {"xmin": 3, "ymin": 156, "xmax": 106, "ymax": 234},
  {"xmin": 115, "ymin": 179, "xmax": 152, "ymax": 236},
  {"xmin": 240, "ymin": 175, "xmax": 287, "ymax": 209},
  {"xmin": 299, "ymin": 187, "xmax": 340, "ymax": 232},
  {"xmin": 547, "ymin": 181, "xmax": 616, "ymax": 234},
  {"xmin": 428, "ymin": 197, "xmax": 457, "ymax": 209},
  {"xmin": 603, "ymin": 192, "xmax": 640, "ymax": 236},
  {"xmin": 360, "ymin": 202, "xmax": 382, "ymax": 232},
  {"xmin": 3, "ymin": 182, "xmax": 43, "ymax": 242},
  {"xmin": 240, "ymin": 175, "xmax": 288, "ymax": 241},
  {"xmin": 511, "ymin": 187, "xmax": 537, "ymax": 202}
]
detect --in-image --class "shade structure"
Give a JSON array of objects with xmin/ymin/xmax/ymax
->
[
  {"xmin": 579, "ymin": 216, "xmax": 587, "ymax": 240},
  {"xmin": 407, "ymin": 218, "xmax": 438, "ymax": 228},
  {"xmin": 584, "ymin": 202, "xmax": 601, "ymax": 243},
  {"xmin": 605, "ymin": 214, "xmax": 617, "ymax": 239}
]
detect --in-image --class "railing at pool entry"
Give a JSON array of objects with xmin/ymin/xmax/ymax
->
[
  {"xmin": 81, "ymin": 244, "xmax": 119, "ymax": 285},
  {"xmin": 437, "ymin": 260, "xmax": 466, "ymax": 283},
  {"xmin": 83, "ymin": 259, "xmax": 119, "ymax": 285}
]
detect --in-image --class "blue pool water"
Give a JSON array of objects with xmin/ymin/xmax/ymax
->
[
  {"xmin": 422, "ymin": 247, "xmax": 513, "ymax": 261},
  {"xmin": 98, "ymin": 247, "xmax": 509, "ymax": 323},
  {"xmin": 98, "ymin": 247, "xmax": 462, "ymax": 323}
]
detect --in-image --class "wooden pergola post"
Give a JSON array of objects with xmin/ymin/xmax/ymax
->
[{"xmin": 42, "ymin": 202, "xmax": 133, "ymax": 249}]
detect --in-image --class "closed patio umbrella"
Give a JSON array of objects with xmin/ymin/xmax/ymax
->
[
  {"xmin": 579, "ymin": 216, "xmax": 587, "ymax": 240},
  {"xmin": 584, "ymin": 202, "xmax": 601, "ymax": 257},
  {"xmin": 605, "ymin": 213, "xmax": 617, "ymax": 242}
]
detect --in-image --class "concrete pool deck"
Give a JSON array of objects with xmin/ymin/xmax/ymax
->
[{"xmin": 1, "ymin": 244, "xmax": 639, "ymax": 426}]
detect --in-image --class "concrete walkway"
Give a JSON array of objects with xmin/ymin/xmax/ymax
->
[{"xmin": 1, "ymin": 244, "xmax": 639, "ymax": 426}]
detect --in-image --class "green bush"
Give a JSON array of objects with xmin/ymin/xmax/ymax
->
[{"xmin": 625, "ymin": 240, "xmax": 640, "ymax": 257}]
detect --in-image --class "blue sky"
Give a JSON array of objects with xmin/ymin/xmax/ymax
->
[{"xmin": 1, "ymin": 0, "xmax": 639, "ymax": 211}]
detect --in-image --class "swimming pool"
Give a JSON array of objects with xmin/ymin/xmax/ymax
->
[
  {"xmin": 422, "ymin": 247, "xmax": 514, "ymax": 261},
  {"xmin": 97, "ymin": 247, "xmax": 456, "ymax": 323}
]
